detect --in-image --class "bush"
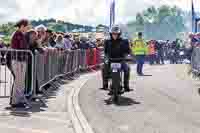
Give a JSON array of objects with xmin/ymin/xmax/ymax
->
[{"xmin": 3, "ymin": 36, "xmax": 11, "ymax": 45}]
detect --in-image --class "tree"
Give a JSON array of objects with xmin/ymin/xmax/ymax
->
[
  {"xmin": 128, "ymin": 5, "xmax": 186, "ymax": 40},
  {"xmin": 136, "ymin": 13, "xmax": 144, "ymax": 25},
  {"xmin": 136, "ymin": 13, "xmax": 144, "ymax": 32},
  {"xmin": 143, "ymin": 6, "xmax": 158, "ymax": 23},
  {"xmin": 158, "ymin": 5, "xmax": 171, "ymax": 22}
]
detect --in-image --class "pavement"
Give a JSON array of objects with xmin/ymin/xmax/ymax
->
[
  {"xmin": 0, "ymin": 72, "xmax": 93, "ymax": 133},
  {"xmin": 79, "ymin": 64, "xmax": 200, "ymax": 133},
  {"xmin": 0, "ymin": 64, "xmax": 200, "ymax": 133},
  {"xmin": 0, "ymin": 65, "xmax": 13, "ymax": 97}
]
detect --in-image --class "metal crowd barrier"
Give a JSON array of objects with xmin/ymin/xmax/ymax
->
[
  {"xmin": 0, "ymin": 47, "xmax": 103, "ymax": 106},
  {"xmin": 33, "ymin": 49, "xmax": 81, "ymax": 99},
  {"xmin": 0, "ymin": 48, "xmax": 34, "ymax": 106},
  {"xmin": 191, "ymin": 47, "xmax": 200, "ymax": 74},
  {"xmin": 86, "ymin": 47, "xmax": 104, "ymax": 70},
  {"xmin": 96, "ymin": 47, "xmax": 104, "ymax": 67}
]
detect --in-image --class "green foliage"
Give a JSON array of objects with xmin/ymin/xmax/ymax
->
[
  {"xmin": 0, "ymin": 23, "xmax": 16, "ymax": 36},
  {"xmin": 48, "ymin": 22, "xmax": 65, "ymax": 32},
  {"xmin": 3, "ymin": 36, "xmax": 11, "ymax": 45},
  {"xmin": 128, "ymin": 5, "xmax": 186, "ymax": 40}
]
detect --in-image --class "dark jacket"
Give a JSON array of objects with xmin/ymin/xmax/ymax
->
[
  {"xmin": 79, "ymin": 41, "xmax": 90, "ymax": 49},
  {"xmin": 104, "ymin": 38, "xmax": 130, "ymax": 59},
  {"xmin": 72, "ymin": 41, "xmax": 80, "ymax": 50},
  {"xmin": 49, "ymin": 37, "xmax": 56, "ymax": 47}
]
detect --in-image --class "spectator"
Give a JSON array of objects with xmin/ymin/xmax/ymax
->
[
  {"xmin": 49, "ymin": 33, "xmax": 57, "ymax": 47},
  {"xmin": 25, "ymin": 30, "xmax": 37, "ymax": 47},
  {"xmin": 35, "ymin": 24, "xmax": 47, "ymax": 48},
  {"xmin": 0, "ymin": 38, "xmax": 5, "ymax": 48},
  {"xmin": 10, "ymin": 19, "xmax": 30, "ymax": 108},
  {"xmin": 55, "ymin": 34, "xmax": 65, "ymax": 49},
  {"xmin": 72, "ymin": 37, "xmax": 80, "ymax": 50},
  {"xmin": 25, "ymin": 29, "xmax": 44, "ymax": 96},
  {"xmin": 88, "ymin": 40, "xmax": 96, "ymax": 48},
  {"xmin": 63, "ymin": 34, "xmax": 72, "ymax": 50},
  {"xmin": 148, "ymin": 40, "xmax": 156, "ymax": 65},
  {"xmin": 96, "ymin": 39, "xmax": 103, "ymax": 48},
  {"xmin": 155, "ymin": 41, "xmax": 164, "ymax": 64},
  {"xmin": 44, "ymin": 29, "xmax": 53, "ymax": 47},
  {"xmin": 79, "ymin": 36, "xmax": 89, "ymax": 49},
  {"xmin": 25, "ymin": 30, "xmax": 37, "ymax": 96},
  {"xmin": 188, "ymin": 33, "xmax": 197, "ymax": 60}
]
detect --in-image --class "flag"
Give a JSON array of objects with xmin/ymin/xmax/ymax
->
[
  {"xmin": 110, "ymin": 0, "xmax": 115, "ymax": 28},
  {"xmin": 192, "ymin": 0, "xmax": 196, "ymax": 32}
]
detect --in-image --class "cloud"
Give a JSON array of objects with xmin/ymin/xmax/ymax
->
[{"xmin": 0, "ymin": 0, "xmax": 198, "ymax": 25}]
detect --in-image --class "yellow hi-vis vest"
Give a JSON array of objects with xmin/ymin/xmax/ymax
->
[{"xmin": 132, "ymin": 38, "xmax": 148, "ymax": 55}]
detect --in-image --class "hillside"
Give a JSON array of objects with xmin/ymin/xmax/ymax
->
[{"xmin": 0, "ymin": 19, "xmax": 105, "ymax": 44}]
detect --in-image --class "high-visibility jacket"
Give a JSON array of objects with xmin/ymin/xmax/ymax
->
[
  {"xmin": 132, "ymin": 38, "xmax": 148, "ymax": 55},
  {"xmin": 148, "ymin": 43, "xmax": 156, "ymax": 55}
]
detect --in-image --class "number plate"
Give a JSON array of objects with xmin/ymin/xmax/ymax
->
[
  {"xmin": 111, "ymin": 63, "xmax": 121, "ymax": 69},
  {"xmin": 179, "ymin": 51, "xmax": 184, "ymax": 55}
]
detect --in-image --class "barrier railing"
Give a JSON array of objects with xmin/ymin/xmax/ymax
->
[
  {"xmin": 191, "ymin": 47, "xmax": 200, "ymax": 74},
  {"xmin": 0, "ymin": 47, "xmax": 103, "ymax": 107},
  {"xmin": 86, "ymin": 47, "xmax": 104, "ymax": 70},
  {"xmin": 0, "ymin": 48, "xmax": 34, "ymax": 106}
]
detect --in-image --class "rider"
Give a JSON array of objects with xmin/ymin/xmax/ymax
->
[{"xmin": 102, "ymin": 25, "xmax": 132, "ymax": 93}]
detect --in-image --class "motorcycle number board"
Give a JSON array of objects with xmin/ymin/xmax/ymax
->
[{"xmin": 111, "ymin": 63, "xmax": 121, "ymax": 69}]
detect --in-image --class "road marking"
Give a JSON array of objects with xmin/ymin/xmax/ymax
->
[{"xmin": 68, "ymin": 73, "xmax": 96, "ymax": 133}]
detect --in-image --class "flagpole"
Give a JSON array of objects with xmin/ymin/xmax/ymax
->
[
  {"xmin": 191, "ymin": 0, "xmax": 198, "ymax": 32},
  {"xmin": 110, "ymin": 0, "xmax": 116, "ymax": 28}
]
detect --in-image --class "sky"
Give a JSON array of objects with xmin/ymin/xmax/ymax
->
[{"xmin": 0, "ymin": 0, "xmax": 199, "ymax": 25}]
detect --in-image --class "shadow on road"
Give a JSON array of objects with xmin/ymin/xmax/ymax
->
[
  {"xmin": 3, "ymin": 77, "xmax": 76, "ymax": 117},
  {"xmin": 99, "ymin": 87, "xmax": 109, "ymax": 91},
  {"xmin": 104, "ymin": 96, "xmax": 141, "ymax": 106},
  {"xmin": 198, "ymin": 88, "xmax": 200, "ymax": 95},
  {"xmin": 117, "ymin": 96, "xmax": 141, "ymax": 106},
  {"xmin": 138, "ymin": 74, "xmax": 152, "ymax": 77},
  {"xmin": 5, "ymin": 104, "xmax": 47, "ymax": 117}
]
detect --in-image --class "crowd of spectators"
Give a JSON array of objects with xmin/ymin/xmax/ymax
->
[
  {"xmin": 146, "ymin": 39, "xmax": 190, "ymax": 65},
  {"xmin": 3, "ymin": 19, "xmax": 104, "ymax": 108}
]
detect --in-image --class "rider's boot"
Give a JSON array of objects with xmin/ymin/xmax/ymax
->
[
  {"xmin": 108, "ymin": 86, "xmax": 113, "ymax": 95},
  {"xmin": 102, "ymin": 66, "xmax": 109, "ymax": 90},
  {"xmin": 124, "ymin": 69, "xmax": 133, "ymax": 92}
]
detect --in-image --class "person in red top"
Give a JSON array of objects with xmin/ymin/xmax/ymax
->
[
  {"xmin": 148, "ymin": 40, "xmax": 156, "ymax": 65},
  {"xmin": 11, "ymin": 20, "xmax": 29, "ymax": 49},
  {"xmin": 10, "ymin": 19, "xmax": 30, "ymax": 108}
]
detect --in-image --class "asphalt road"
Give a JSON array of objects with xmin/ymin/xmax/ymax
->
[{"xmin": 79, "ymin": 64, "xmax": 200, "ymax": 133}]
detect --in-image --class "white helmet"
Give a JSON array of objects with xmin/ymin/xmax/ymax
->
[{"xmin": 110, "ymin": 25, "xmax": 121, "ymax": 34}]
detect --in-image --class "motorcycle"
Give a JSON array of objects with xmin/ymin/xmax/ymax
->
[{"xmin": 109, "ymin": 57, "xmax": 131, "ymax": 103}]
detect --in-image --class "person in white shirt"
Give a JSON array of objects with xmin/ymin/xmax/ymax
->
[{"xmin": 55, "ymin": 34, "xmax": 65, "ymax": 49}]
